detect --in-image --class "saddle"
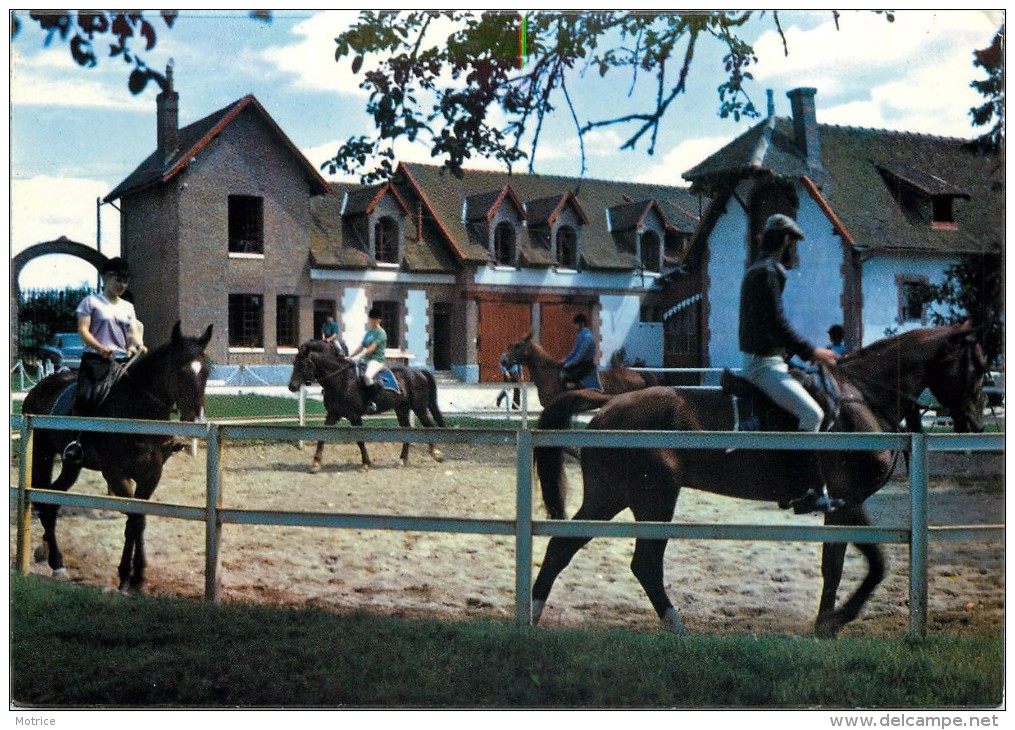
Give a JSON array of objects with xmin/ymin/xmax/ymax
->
[
  {"xmin": 562, "ymin": 369, "xmax": 604, "ymax": 393},
  {"xmin": 355, "ymin": 361, "xmax": 402, "ymax": 395},
  {"xmin": 720, "ymin": 366, "xmax": 840, "ymax": 432}
]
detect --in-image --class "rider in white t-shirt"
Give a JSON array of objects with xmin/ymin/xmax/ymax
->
[{"xmin": 64, "ymin": 257, "xmax": 146, "ymax": 465}]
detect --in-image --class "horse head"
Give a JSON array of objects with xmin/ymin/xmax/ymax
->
[
  {"xmin": 289, "ymin": 341, "xmax": 321, "ymax": 392},
  {"xmin": 503, "ymin": 332, "xmax": 535, "ymax": 368},
  {"xmin": 167, "ymin": 321, "xmax": 213, "ymax": 422},
  {"xmin": 926, "ymin": 322, "xmax": 988, "ymax": 433}
]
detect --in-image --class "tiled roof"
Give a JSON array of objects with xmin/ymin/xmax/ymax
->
[
  {"xmin": 310, "ymin": 183, "xmax": 457, "ymax": 273},
  {"xmin": 105, "ymin": 95, "xmax": 330, "ymax": 202},
  {"xmin": 392, "ymin": 162, "xmax": 704, "ymax": 270},
  {"xmin": 817, "ymin": 123, "xmax": 1001, "ymax": 254},
  {"xmin": 681, "ymin": 116, "xmax": 1001, "ymax": 256}
]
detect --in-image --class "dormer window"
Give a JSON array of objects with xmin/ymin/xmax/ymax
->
[
  {"xmin": 877, "ymin": 162, "xmax": 968, "ymax": 232},
  {"xmin": 374, "ymin": 216, "xmax": 400, "ymax": 263},
  {"xmin": 932, "ymin": 196, "xmax": 955, "ymax": 228},
  {"xmin": 640, "ymin": 230, "xmax": 661, "ymax": 272},
  {"xmin": 494, "ymin": 222, "xmax": 516, "ymax": 265},
  {"xmin": 556, "ymin": 226, "xmax": 578, "ymax": 268}
]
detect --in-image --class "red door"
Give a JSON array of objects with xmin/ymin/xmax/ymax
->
[
  {"xmin": 540, "ymin": 303, "xmax": 591, "ymax": 361},
  {"xmin": 478, "ymin": 301, "xmax": 532, "ymax": 382}
]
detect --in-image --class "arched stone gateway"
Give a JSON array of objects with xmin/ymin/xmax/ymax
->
[{"xmin": 10, "ymin": 237, "xmax": 110, "ymax": 366}]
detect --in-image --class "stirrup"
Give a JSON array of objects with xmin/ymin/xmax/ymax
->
[
  {"xmin": 62, "ymin": 440, "xmax": 84, "ymax": 466},
  {"xmin": 791, "ymin": 489, "xmax": 844, "ymax": 515},
  {"xmin": 366, "ymin": 401, "xmax": 379, "ymax": 414}
]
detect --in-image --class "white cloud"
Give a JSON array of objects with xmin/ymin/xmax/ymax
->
[
  {"xmin": 751, "ymin": 10, "xmax": 999, "ymax": 137},
  {"xmin": 630, "ymin": 134, "xmax": 739, "ymax": 186},
  {"xmin": 10, "ymin": 47, "xmax": 150, "ymax": 112},
  {"xmin": 12, "ymin": 176, "xmax": 121, "ymax": 288}
]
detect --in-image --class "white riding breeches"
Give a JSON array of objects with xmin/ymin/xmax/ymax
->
[
  {"xmin": 742, "ymin": 354, "xmax": 824, "ymax": 432},
  {"xmin": 363, "ymin": 359, "xmax": 384, "ymax": 387}
]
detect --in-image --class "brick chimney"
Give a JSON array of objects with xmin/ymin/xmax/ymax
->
[
  {"xmin": 156, "ymin": 62, "xmax": 178, "ymax": 163},
  {"xmin": 787, "ymin": 87, "xmax": 821, "ymax": 172}
]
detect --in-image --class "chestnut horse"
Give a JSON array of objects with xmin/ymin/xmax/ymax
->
[
  {"xmin": 21, "ymin": 322, "xmax": 213, "ymax": 591},
  {"xmin": 502, "ymin": 332, "xmax": 657, "ymax": 407},
  {"xmin": 288, "ymin": 340, "xmax": 446, "ymax": 472},
  {"xmin": 531, "ymin": 323, "xmax": 987, "ymax": 636}
]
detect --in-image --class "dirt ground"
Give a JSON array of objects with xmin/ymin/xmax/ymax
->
[{"xmin": 9, "ymin": 439, "xmax": 1005, "ymax": 637}]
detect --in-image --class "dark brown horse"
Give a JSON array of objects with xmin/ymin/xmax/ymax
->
[
  {"xmin": 287, "ymin": 340, "xmax": 446, "ymax": 473},
  {"xmin": 21, "ymin": 322, "xmax": 213, "ymax": 592},
  {"xmin": 502, "ymin": 332, "xmax": 657, "ymax": 407},
  {"xmin": 531, "ymin": 323, "xmax": 987, "ymax": 636}
]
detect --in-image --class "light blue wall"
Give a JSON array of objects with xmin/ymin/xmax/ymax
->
[
  {"xmin": 860, "ymin": 255, "xmax": 955, "ymax": 345},
  {"xmin": 341, "ymin": 287, "xmax": 368, "ymax": 352},
  {"xmin": 599, "ymin": 293, "xmax": 662, "ymax": 366},
  {"xmin": 781, "ymin": 196, "xmax": 846, "ymax": 349},
  {"xmin": 704, "ymin": 191, "xmax": 846, "ymax": 369},
  {"xmin": 705, "ymin": 209, "xmax": 748, "ymax": 369},
  {"xmin": 404, "ymin": 289, "xmax": 430, "ymax": 368}
]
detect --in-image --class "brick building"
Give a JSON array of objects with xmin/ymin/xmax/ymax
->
[{"xmin": 105, "ymin": 71, "xmax": 702, "ymax": 381}]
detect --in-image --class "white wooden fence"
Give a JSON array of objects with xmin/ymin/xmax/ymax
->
[{"xmin": 10, "ymin": 413, "xmax": 1004, "ymax": 637}]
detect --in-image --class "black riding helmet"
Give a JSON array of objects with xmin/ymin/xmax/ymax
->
[{"xmin": 102, "ymin": 256, "xmax": 131, "ymax": 278}]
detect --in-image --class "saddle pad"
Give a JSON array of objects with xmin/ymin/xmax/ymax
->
[
  {"xmin": 578, "ymin": 370, "xmax": 604, "ymax": 393},
  {"xmin": 51, "ymin": 381, "xmax": 78, "ymax": 416},
  {"xmin": 377, "ymin": 368, "xmax": 402, "ymax": 394}
]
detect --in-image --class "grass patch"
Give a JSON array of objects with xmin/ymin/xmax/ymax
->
[{"xmin": 11, "ymin": 573, "xmax": 1003, "ymax": 709}]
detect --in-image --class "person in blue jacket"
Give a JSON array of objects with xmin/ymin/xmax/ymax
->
[{"xmin": 559, "ymin": 313, "xmax": 596, "ymax": 389}]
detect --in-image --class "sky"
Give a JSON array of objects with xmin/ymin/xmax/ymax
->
[{"xmin": 8, "ymin": 9, "xmax": 1003, "ymax": 290}]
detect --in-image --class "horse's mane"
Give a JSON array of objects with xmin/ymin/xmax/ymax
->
[{"xmin": 838, "ymin": 323, "xmax": 966, "ymax": 367}]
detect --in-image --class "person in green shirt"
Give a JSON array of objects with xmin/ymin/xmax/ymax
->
[
  {"xmin": 320, "ymin": 314, "xmax": 347, "ymax": 355},
  {"xmin": 348, "ymin": 306, "xmax": 388, "ymax": 413}
]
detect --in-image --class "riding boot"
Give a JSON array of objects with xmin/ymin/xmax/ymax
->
[
  {"xmin": 782, "ymin": 451, "xmax": 844, "ymax": 515},
  {"xmin": 366, "ymin": 383, "xmax": 382, "ymax": 414}
]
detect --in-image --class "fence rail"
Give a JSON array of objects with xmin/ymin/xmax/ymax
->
[{"xmin": 10, "ymin": 413, "xmax": 1004, "ymax": 636}]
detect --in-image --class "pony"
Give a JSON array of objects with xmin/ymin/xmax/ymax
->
[
  {"xmin": 287, "ymin": 340, "xmax": 446, "ymax": 472},
  {"xmin": 531, "ymin": 323, "xmax": 987, "ymax": 636},
  {"xmin": 21, "ymin": 322, "xmax": 214, "ymax": 592},
  {"xmin": 502, "ymin": 332, "xmax": 657, "ymax": 407}
]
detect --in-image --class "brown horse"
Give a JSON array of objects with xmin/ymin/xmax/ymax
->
[
  {"xmin": 531, "ymin": 323, "xmax": 987, "ymax": 636},
  {"xmin": 21, "ymin": 322, "xmax": 213, "ymax": 591},
  {"xmin": 288, "ymin": 340, "xmax": 446, "ymax": 472},
  {"xmin": 502, "ymin": 332, "xmax": 657, "ymax": 407}
]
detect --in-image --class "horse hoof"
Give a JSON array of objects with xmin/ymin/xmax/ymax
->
[
  {"xmin": 398, "ymin": 460, "xmax": 408, "ymax": 469},
  {"xmin": 814, "ymin": 614, "xmax": 842, "ymax": 639},
  {"xmin": 661, "ymin": 607, "xmax": 689, "ymax": 635},
  {"xmin": 532, "ymin": 599, "xmax": 546, "ymax": 625},
  {"xmin": 431, "ymin": 449, "xmax": 444, "ymax": 463},
  {"xmin": 358, "ymin": 464, "xmax": 370, "ymax": 473},
  {"xmin": 308, "ymin": 462, "xmax": 321, "ymax": 474},
  {"xmin": 34, "ymin": 544, "xmax": 49, "ymax": 564},
  {"xmin": 52, "ymin": 567, "xmax": 71, "ymax": 582}
]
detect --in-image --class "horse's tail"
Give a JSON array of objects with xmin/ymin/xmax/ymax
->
[
  {"xmin": 422, "ymin": 369, "xmax": 447, "ymax": 427},
  {"xmin": 535, "ymin": 389, "xmax": 612, "ymax": 520}
]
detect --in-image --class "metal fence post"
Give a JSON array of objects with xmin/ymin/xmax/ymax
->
[
  {"xmin": 908, "ymin": 431, "xmax": 928, "ymax": 637},
  {"xmin": 515, "ymin": 427, "xmax": 534, "ymax": 625},
  {"xmin": 15, "ymin": 416, "xmax": 35, "ymax": 574},
  {"xmin": 204, "ymin": 423, "xmax": 222, "ymax": 602}
]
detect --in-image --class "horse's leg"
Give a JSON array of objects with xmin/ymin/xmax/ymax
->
[
  {"xmin": 395, "ymin": 406, "xmax": 412, "ymax": 466},
  {"xmin": 126, "ymin": 473, "xmax": 162, "ymax": 591},
  {"xmin": 532, "ymin": 506, "xmax": 613, "ymax": 626},
  {"xmin": 310, "ymin": 413, "xmax": 339, "ymax": 474},
  {"xmin": 34, "ymin": 446, "xmax": 78, "ymax": 579},
  {"xmin": 532, "ymin": 452, "xmax": 628, "ymax": 626},
  {"xmin": 628, "ymin": 452, "xmax": 684, "ymax": 633},
  {"xmin": 412, "ymin": 402, "xmax": 444, "ymax": 463},
  {"xmin": 814, "ymin": 506, "xmax": 886, "ymax": 637},
  {"xmin": 105, "ymin": 472, "xmax": 138, "ymax": 591},
  {"xmin": 348, "ymin": 414, "xmax": 371, "ymax": 471}
]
